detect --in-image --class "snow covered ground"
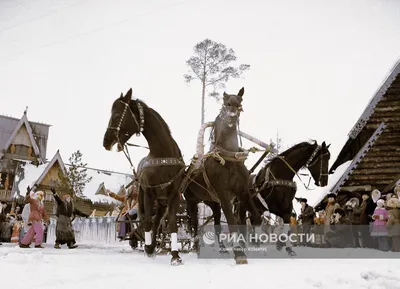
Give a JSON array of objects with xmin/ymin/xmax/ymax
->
[{"xmin": 1, "ymin": 242, "xmax": 400, "ymax": 289}]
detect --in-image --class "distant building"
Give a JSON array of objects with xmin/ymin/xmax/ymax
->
[{"xmin": 0, "ymin": 110, "xmax": 134, "ymax": 216}]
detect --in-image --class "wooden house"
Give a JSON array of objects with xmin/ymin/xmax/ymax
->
[
  {"xmin": 0, "ymin": 111, "xmax": 50, "ymax": 206},
  {"xmin": 315, "ymin": 58, "xmax": 400, "ymax": 208}
]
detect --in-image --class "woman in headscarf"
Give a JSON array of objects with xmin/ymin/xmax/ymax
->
[
  {"xmin": 19, "ymin": 187, "xmax": 49, "ymax": 248},
  {"xmin": 51, "ymin": 187, "xmax": 89, "ymax": 249}
]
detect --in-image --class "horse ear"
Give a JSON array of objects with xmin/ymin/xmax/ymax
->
[
  {"xmin": 223, "ymin": 92, "xmax": 229, "ymax": 104},
  {"xmin": 322, "ymin": 141, "xmax": 326, "ymax": 148},
  {"xmin": 327, "ymin": 143, "xmax": 331, "ymax": 149},
  {"xmin": 119, "ymin": 93, "xmax": 123, "ymax": 99},
  {"xmin": 125, "ymin": 88, "xmax": 133, "ymax": 100},
  {"xmin": 238, "ymin": 87, "xmax": 244, "ymax": 97}
]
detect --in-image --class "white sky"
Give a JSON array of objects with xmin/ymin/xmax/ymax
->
[{"xmin": 1, "ymin": 0, "xmax": 400, "ymax": 195}]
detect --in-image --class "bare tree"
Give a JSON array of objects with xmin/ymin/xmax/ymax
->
[{"xmin": 184, "ymin": 38, "xmax": 250, "ymax": 124}]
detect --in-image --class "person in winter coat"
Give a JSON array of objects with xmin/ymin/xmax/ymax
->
[
  {"xmin": 289, "ymin": 212, "xmax": 298, "ymax": 246},
  {"xmin": 360, "ymin": 192, "xmax": 376, "ymax": 248},
  {"xmin": 314, "ymin": 210, "xmax": 326, "ymax": 247},
  {"xmin": 11, "ymin": 215, "xmax": 23, "ymax": 243},
  {"xmin": 298, "ymin": 198, "xmax": 315, "ymax": 246},
  {"xmin": 107, "ymin": 185, "xmax": 138, "ymax": 241},
  {"xmin": 371, "ymin": 199, "xmax": 389, "ymax": 251},
  {"xmin": 386, "ymin": 197, "xmax": 400, "ymax": 252},
  {"xmin": 51, "ymin": 187, "xmax": 89, "ymax": 249},
  {"xmin": 344, "ymin": 197, "xmax": 362, "ymax": 247},
  {"xmin": 325, "ymin": 208, "xmax": 353, "ymax": 248},
  {"xmin": 19, "ymin": 187, "xmax": 49, "ymax": 248},
  {"xmin": 324, "ymin": 193, "xmax": 340, "ymax": 234}
]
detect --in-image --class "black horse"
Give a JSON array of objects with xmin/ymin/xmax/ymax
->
[
  {"xmin": 183, "ymin": 87, "xmax": 262, "ymax": 265},
  {"xmin": 243, "ymin": 140, "xmax": 331, "ymax": 255},
  {"xmin": 103, "ymin": 88, "xmax": 185, "ymax": 265}
]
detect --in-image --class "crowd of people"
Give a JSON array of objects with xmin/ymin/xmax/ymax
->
[
  {"xmin": 291, "ymin": 186, "xmax": 400, "ymax": 252},
  {"xmin": 0, "ymin": 187, "xmax": 89, "ymax": 249}
]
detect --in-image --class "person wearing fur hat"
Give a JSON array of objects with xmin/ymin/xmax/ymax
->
[
  {"xmin": 51, "ymin": 187, "xmax": 89, "ymax": 249},
  {"xmin": 386, "ymin": 197, "xmax": 400, "ymax": 251},
  {"xmin": 324, "ymin": 193, "xmax": 340, "ymax": 227},
  {"xmin": 325, "ymin": 208, "xmax": 353, "ymax": 248},
  {"xmin": 344, "ymin": 197, "xmax": 362, "ymax": 247},
  {"xmin": 370, "ymin": 199, "xmax": 389, "ymax": 251},
  {"xmin": 19, "ymin": 187, "xmax": 50, "ymax": 248}
]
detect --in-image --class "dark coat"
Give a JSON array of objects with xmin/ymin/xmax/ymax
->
[
  {"xmin": 326, "ymin": 216, "xmax": 353, "ymax": 248},
  {"xmin": 300, "ymin": 204, "xmax": 315, "ymax": 225},
  {"xmin": 53, "ymin": 194, "xmax": 88, "ymax": 218},
  {"xmin": 360, "ymin": 198, "xmax": 376, "ymax": 224}
]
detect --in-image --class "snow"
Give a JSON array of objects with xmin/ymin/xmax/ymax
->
[
  {"xmin": 79, "ymin": 169, "xmax": 133, "ymax": 203},
  {"xmin": 293, "ymin": 161, "xmax": 352, "ymax": 214},
  {"xmin": 16, "ymin": 162, "xmax": 47, "ymax": 196},
  {"xmin": 1, "ymin": 242, "xmax": 400, "ymax": 289}
]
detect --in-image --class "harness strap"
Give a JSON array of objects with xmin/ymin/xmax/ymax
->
[
  {"xmin": 202, "ymin": 169, "xmax": 220, "ymax": 203},
  {"xmin": 256, "ymin": 193, "xmax": 270, "ymax": 211}
]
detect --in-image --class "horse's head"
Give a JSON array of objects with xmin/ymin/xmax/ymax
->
[
  {"xmin": 220, "ymin": 87, "xmax": 244, "ymax": 127},
  {"xmin": 103, "ymin": 88, "xmax": 144, "ymax": 152},
  {"xmin": 306, "ymin": 141, "xmax": 331, "ymax": 187}
]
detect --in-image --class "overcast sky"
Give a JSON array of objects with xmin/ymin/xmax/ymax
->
[{"xmin": 1, "ymin": 0, "xmax": 400, "ymax": 202}]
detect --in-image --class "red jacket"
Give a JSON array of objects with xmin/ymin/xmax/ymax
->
[{"xmin": 26, "ymin": 194, "xmax": 49, "ymax": 223}]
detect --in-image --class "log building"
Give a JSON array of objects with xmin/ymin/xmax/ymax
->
[{"xmin": 315, "ymin": 58, "xmax": 400, "ymax": 209}]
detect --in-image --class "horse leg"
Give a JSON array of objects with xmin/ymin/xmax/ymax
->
[
  {"xmin": 186, "ymin": 199, "xmax": 199, "ymax": 252},
  {"xmin": 206, "ymin": 201, "xmax": 228, "ymax": 253},
  {"xmin": 143, "ymin": 189, "xmax": 156, "ymax": 257},
  {"xmin": 151, "ymin": 201, "xmax": 167, "ymax": 254},
  {"xmin": 219, "ymin": 198, "xmax": 248, "ymax": 264},
  {"xmin": 168, "ymin": 190, "xmax": 183, "ymax": 266}
]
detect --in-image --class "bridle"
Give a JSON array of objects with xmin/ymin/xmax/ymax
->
[
  {"xmin": 107, "ymin": 99, "xmax": 144, "ymax": 138},
  {"xmin": 107, "ymin": 99, "xmax": 145, "ymax": 174},
  {"xmin": 304, "ymin": 145, "xmax": 329, "ymax": 185}
]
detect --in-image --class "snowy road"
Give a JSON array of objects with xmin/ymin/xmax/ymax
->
[{"xmin": 1, "ymin": 243, "xmax": 400, "ymax": 289}]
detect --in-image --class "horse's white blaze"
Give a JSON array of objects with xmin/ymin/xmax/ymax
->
[
  {"xmin": 145, "ymin": 231, "xmax": 152, "ymax": 245},
  {"xmin": 171, "ymin": 232, "xmax": 178, "ymax": 251}
]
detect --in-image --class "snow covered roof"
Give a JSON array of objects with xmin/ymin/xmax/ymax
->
[
  {"xmin": 293, "ymin": 161, "xmax": 352, "ymax": 214},
  {"xmin": 79, "ymin": 169, "xmax": 133, "ymax": 203},
  {"xmin": 348, "ymin": 58, "xmax": 400, "ymax": 139},
  {"xmin": 35, "ymin": 150, "xmax": 67, "ymax": 187},
  {"xmin": 16, "ymin": 162, "xmax": 48, "ymax": 197},
  {"xmin": 14, "ymin": 151, "xmax": 133, "ymax": 204}
]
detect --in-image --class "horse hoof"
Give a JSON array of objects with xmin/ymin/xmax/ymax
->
[
  {"xmin": 171, "ymin": 257, "xmax": 183, "ymax": 266},
  {"xmin": 235, "ymin": 256, "xmax": 248, "ymax": 265},
  {"xmin": 286, "ymin": 248, "xmax": 296, "ymax": 256}
]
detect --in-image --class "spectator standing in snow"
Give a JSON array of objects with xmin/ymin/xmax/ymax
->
[
  {"xmin": 298, "ymin": 198, "xmax": 315, "ymax": 246},
  {"xmin": 51, "ymin": 187, "xmax": 89, "ymax": 249},
  {"xmin": 19, "ymin": 187, "xmax": 49, "ymax": 248},
  {"xmin": 371, "ymin": 199, "xmax": 389, "ymax": 251},
  {"xmin": 360, "ymin": 191, "xmax": 376, "ymax": 248},
  {"xmin": 386, "ymin": 197, "xmax": 400, "ymax": 252}
]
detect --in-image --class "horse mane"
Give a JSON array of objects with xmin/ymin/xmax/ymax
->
[
  {"xmin": 264, "ymin": 141, "xmax": 316, "ymax": 168},
  {"xmin": 134, "ymin": 99, "xmax": 182, "ymax": 156}
]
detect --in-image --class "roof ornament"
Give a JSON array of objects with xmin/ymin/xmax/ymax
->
[{"xmin": 24, "ymin": 106, "xmax": 28, "ymax": 115}]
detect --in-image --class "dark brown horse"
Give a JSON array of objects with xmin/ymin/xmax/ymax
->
[
  {"xmin": 103, "ymin": 88, "xmax": 185, "ymax": 265},
  {"xmin": 243, "ymin": 140, "xmax": 331, "ymax": 255},
  {"xmin": 183, "ymin": 87, "xmax": 262, "ymax": 265}
]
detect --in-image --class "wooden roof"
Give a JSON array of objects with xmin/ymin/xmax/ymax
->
[{"xmin": 316, "ymin": 58, "xmax": 400, "ymax": 208}]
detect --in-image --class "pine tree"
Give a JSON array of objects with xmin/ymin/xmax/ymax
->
[
  {"xmin": 184, "ymin": 38, "xmax": 250, "ymax": 124},
  {"xmin": 60, "ymin": 150, "xmax": 93, "ymax": 198}
]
